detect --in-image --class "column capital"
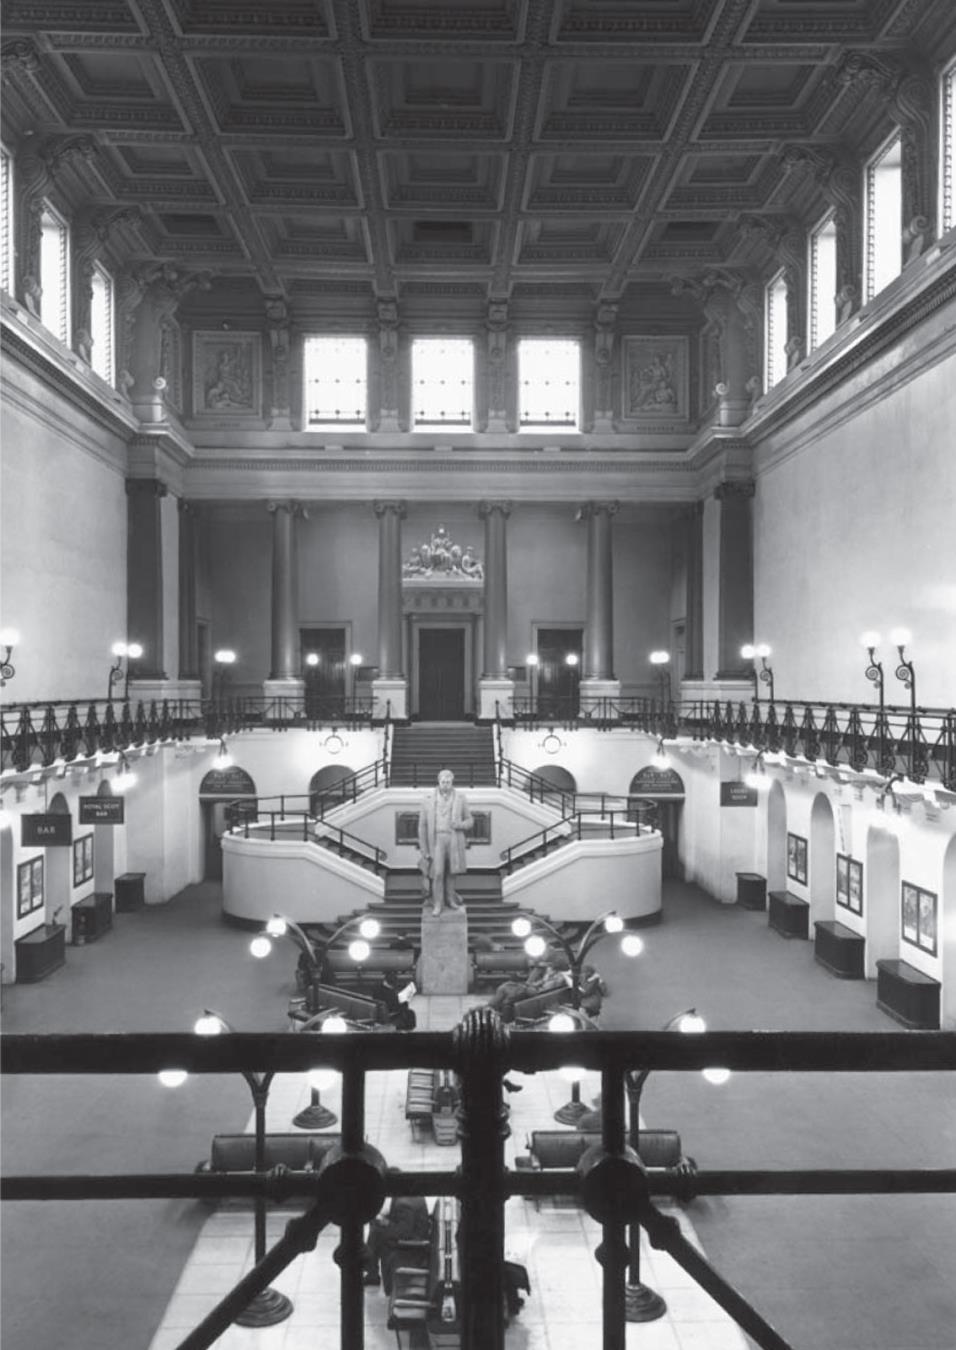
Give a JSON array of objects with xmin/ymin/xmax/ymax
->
[
  {"xmin": 478, "ymin": 500, "xmax": 512, "ymax": 519},
  {"xmin": 373, "ymin": 500, "xmax": 407, "ymax": 519},
  {"xmin": 266, "ymin": 500, "xmax": 307, "ymax": 518},
  {"xmin": 125, "ymin": 478, "xmax": 167, "ymax": 499},
  {"xmin": 714, "ymin": 480, "xmax": 755, "ymax": 501},
  {"xmin": 576, "ymin": 500, "xmax": 619, "ymax": 520}
]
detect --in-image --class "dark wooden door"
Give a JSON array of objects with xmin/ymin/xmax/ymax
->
[
  {"xmin": 536, "ymin": 628, "xmax": 582, "ymax": 718},
  {"xmin": 419, "ymin": 628, "xmax": 465, "ymax": 720},
  {"xmin": 300, "ymin": 627, "xmax": 346, "ymax": 717}
]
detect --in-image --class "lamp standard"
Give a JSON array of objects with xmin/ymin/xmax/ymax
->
[
  {"xmin": 107, "ymin": 641, "xmax": 143, "ymax": 703},
  {"xmin": 525, "ymin": 651, "xmax": 539, "ymax": 715},
  {"xmin": 510, "ymin": 910, "xmax": 643, "ymax": 1123},
  {"xmin": 250, "ymin": 912, "xmax": 381, "ymax": 1004},
  {"xmin": 889, "ymin": 628, "xmax": 926, "ymax": 782},
  {"xmin": 649, "ymin": 650, "xmax": 671, "ymax": 703},
  {"xmin": 861, "ymin": 631, "xmax": 895, "ymax": 778},
  {"xmin": 0, "ymin": 628, "xmax": 20, "ymax": 687},
  {"xmin": 622, "ymin": 1010, "xmax": 730, "ymax": 1322},
  {"xmin": 192, "ymin": 1010, "xmax": 294, "ymax": 1327},
  {"xmin": 289, "ymin": 1015, "xmax": 348, "ymax": 1129},
  {"xmin": 740, "ymin": 643, "xmax": 774, "ymax": 703}
]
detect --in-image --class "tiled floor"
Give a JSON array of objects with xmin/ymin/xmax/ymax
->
[{"xmin": 146, "ymin": 992, "xmax": 751, "ymax": 1350}]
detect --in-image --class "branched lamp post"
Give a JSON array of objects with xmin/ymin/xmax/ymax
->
[
  {"xmin": 510, "ymin": 909, "xmax": 644, "ymax": 1123},
  {"xmin": 186, "ymin": 1009, "xmax": 294, "ymax": 1327},
  {"xmin": 107, "ymin": 641, "xmax": 143, "ymax": 703},
  {"xmin": 250, "ymin": 914, "xmax": 381, "ymax": 1129},
  {"xmin": 741, "ymin": 643, "xmax": 774, "ymax": 703},
  {"xmin": 623, "ymin": 1009, "xmax": 730, "ymax": 1323}
]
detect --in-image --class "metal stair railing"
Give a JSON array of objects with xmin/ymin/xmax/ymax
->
[
  {"xmin": 3, "ymin": 1025, "xmax": 954, "ymax": 1350},
  {"xmin": 500, "ymin": 807, "xmax": 640, "ymax": 875},
  {"xmin": 228, "ymin": 799, "xmax": 387, "ymax": 874}
]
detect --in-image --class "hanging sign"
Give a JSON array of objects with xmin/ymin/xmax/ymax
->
[
  {"xmin": 720, "ymin": 781, "xmax": 758, "ymax": 807},
  {"xmin": 79, "ymin": 797, "xmax": 126, "ymax": 825},
  {"xmin": 629, "ymin": 766, "xmax": 686, "ymax": 798},
  {"xmin": 21, "ymin": 814, "xmax": 73, "ymax": 847}
]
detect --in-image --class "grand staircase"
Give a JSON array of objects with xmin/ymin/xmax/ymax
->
[{"xmin": 389, "ymin": 723, "xmax": 497, "ymax": 787}]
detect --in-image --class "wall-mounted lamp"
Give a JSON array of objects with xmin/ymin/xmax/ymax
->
[
  {"xmin": 860, "ymin": 632, "xmax": 896, "ymax": 777},
  {"xmin": 108, "ymin": 641, "xmax": 143, "ymax": 703},
  {"xmin": 304, "ymin": 652, "xmax": 320, "ymax": 669},
  {"xmin": 649, "ymin": 650, "xmax": 671, "ymax": 703},
  {"xmin": 651, "ymin": 737, "xmax": 669, "ymax": 770},
  {"xmin": 0, "ymin": 628, "xmax": 20, "ymax": 687},
  {"xmin": 525, "ymin": 651, "xmax": 539, "ymax": 706},
  {"xmin": 564, "ymin": 652, "xmax": 579, "ymax": 668},
  {"xmin": 877, "ymin": 773, "xmax": 904, "ymax": 816},
  {"xmin": 212, "ymin": 649, "xmax": 236, "ymax": 705},
  {"xmin": 215, "ymin": 738, "xmax": 232, "ymax": 770},
  {"xmin": 887, "ymin": 629, "xmax": 926, "ymax": 782},
  {"xmin": 744, "ymin": 752, "xmax": 766, "ymax": 790},
  {"xmin": 540, "ymin": 728, "xmax": 564, "ymax": 755},
  {"xmin": 741, "ymin": 643, "xmax": 774, "ymax": 702},
  {"xmin": 114, "ymin": 752, "xmax": 137, "ymax": 793}
]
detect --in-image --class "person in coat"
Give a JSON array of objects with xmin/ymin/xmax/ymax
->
[{"xmin": 417, "ymin": 769, "xmax": 473, "ymax": 917}]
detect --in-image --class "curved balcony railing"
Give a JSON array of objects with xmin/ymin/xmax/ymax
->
[
  {"xmin": 2, "ymin": 1022, "xmax": 954, "ymax": 1350},
  {"xmin": 500, "ymin": 807, "xmax": 644, "ymax": 875},
  {"xmin": 226, "ymin": 802, "xmax": 387, "ymax": 875}
]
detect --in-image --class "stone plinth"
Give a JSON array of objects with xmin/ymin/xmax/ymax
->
[
  {"xmin": 578, "ymin": 678, "xmax": 620, "ymax": 716},
  {"xmin": 420, "ymin": 908, "xmax": 469, "ymax": 994},
  {"xmin": 373, "ymin": 677, "xmax": 408, "ymax": 721},
  {"xmin": 478, "ymin": 677, "xmax": 514, "ymax": 721}
]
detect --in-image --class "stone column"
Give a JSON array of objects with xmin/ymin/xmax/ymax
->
[
  {"xmin": 477, "ymin": 501, "xmax": 513, "ymax": 721},
  {"xmin": 698, "ymin": 481, "xmax": 756, "ymax": 693},
  {"xmin": 684, "ymin": 502, "xmax": 704, "ymax": 681},
  {"xmin": 125, "ymin": 479, "xmax": 167, "ymax": 699},
  {"xmin": 177, "ymin": 500, "xmax": 201, "ymax": 699},
  {"xmin": 372, "ymin": 501, "xmax": 408, "ymax": 721},
  {"xmin": 263, "ymin": 501, "xmax": 304, "ymax": 709},
  {"xmin": 579, "ymin": 501, "xmax": 621, "ymax": 716},
  {"xmin": 782, "ymin": 145, "xmax": 862, "ymax": 324}
]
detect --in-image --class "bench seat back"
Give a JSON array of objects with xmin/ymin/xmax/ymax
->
[
  {"xmin": 209, "ymin": 1132, "xmax": 341, "ymax": 1173},
  {"xmin": 528, "ymin": 1128, "xmax": 683, "ymax": 1170}
]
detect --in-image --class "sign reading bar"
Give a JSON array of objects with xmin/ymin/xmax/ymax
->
[
  {"xmin": 720, "ymin": 781, "xmax": 758, "ymax": 808},
  {"xmin": 79, "ymin": 797, "xmax": 126, "ymax": 826},
  {"xmin": 22, "ymin": 814, "xmax": 73, "ymax": 847}
]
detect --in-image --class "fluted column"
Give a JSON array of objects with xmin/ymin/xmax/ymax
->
[
  {"xmin": 579, "ymin": 502, "xmax": 621, "ymax": 717},
  {"xmin": 177, "ymin": 500, "xmax": 200, "ymax": 681},
  {"xmin": 372, "ymin": 501, "xmax": 408, "ymax": 720},
  {"xmin": 261, "ymin": 502, "xmax": 305, "ymax": 715},
  {"xmin": 126, "ymin": 479, "xmax": 167, "ymax": 681},
  {"xmin": 685, "ymin": 502, "xmax": 704, "ymax": 681},
  {"xmin": 713, "ymin": 481, "xmax": 755, "ymax": 681},
  {"xmin": 477, "ymin": 501, "xmax": 513, "ymax": 722}
]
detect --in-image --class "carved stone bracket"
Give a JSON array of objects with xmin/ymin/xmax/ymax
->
[{"xmin": 15, "ymin": 135, "xmax": 96, "ymax": 315}]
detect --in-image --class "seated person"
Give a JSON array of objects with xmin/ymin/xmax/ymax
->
[
  {"xmin": 363, "ymin": 1186, "xmax": 431, "ymax": 1292},
  {"xmin": 578, "ymin": 964, "xmax": 608, "ymax": 1020},
  {"xmin": 486, "ymin": 961, "xmax": 570, "ymax": 1023},
  {"xmin": 379, "ymin": 969, "xmax": 416, "ymax": 1030}
]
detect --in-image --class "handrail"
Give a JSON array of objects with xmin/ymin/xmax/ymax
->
[
  {"xmin": 500, "ymin": 808, "xmax": 641, "ymax": 873},
  {"xmin": 2, "ymin": 1024, "xmax": 954, "ymax": 1350},
  {"xmin": 311, "ymin": 758, "xmax": 391, "ymax": 819},
  {"xmin": 230, "ymin": 809, "xmax": 387, "ymax": 872}
]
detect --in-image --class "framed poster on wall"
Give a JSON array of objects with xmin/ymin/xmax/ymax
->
[
  {"xmin": 836, "ymin": 854, "xmax": 863, "ymax": 915},
  {"xmin": 847, "ymin": 859, "xmax": 863, "ymax": 916},
  {"xmin": 902, "ymin": 884, "xmax": 938, "ymax": 957},
  {"xmin": 787, "ymin": 832, "xmax": 808, "ymax": 886},
  {"xmin": 73, "ymin": 834, "xmax": 94, "ymax": 887},
  {"xmin": 17, "ymin": 857, "xmax": 44, "ymax": 918}
]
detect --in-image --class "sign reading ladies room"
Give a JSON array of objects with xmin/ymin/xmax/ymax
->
[{"xmin": 21, "ymin": 814, "xmax": 73, "ymax": 847}]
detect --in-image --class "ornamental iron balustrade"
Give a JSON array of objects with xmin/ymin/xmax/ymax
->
[{"xmin": 2, "ymin": 1023, "xmax": 955, "ymax": 1350}]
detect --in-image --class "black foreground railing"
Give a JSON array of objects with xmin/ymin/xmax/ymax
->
[{"xmin": 3, "ymin": 1019, "xmax": 955, "ymax": 1350}]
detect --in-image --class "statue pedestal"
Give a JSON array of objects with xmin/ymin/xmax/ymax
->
[
  {"xmin": 420, "ymin": 909, "xmax": 469, "ymax": 994},
  {"xmin": 478, "ymin": 677, "xmax": 514, "ymax": 722},
  {"xmin": 373, "ymin": 677, "xmax": 408, "ymax": 721}
]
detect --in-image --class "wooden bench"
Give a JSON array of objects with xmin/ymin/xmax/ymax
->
[
  {"xmin": 470, "ymin": 949, "xmax": 529, "ymax": 989},
  {"xmin": 197, "ymin": 1131, "xmax": 341, "ymax": 1199},
  {"xmin": 405, "ymin": 1069, "xmax": 438, "ymax": 1137},
  {"xmin": 768, "ymin": 889, "xmax": 810, "ymax": 939},
  {"xmin": 326, "ymin": 947, "xmax": 417, "ymax": 988},
  {"xmin": 814, "ymin": 920, "xmax": 865, "ymax": 978},
  {"xmin": 521, "ymin": 1128, "xmax": 697, "ymax": 1203},
  {"xmin": 291, "ymin": 982, "xmax": 388, "ymax": 1027},
  {"xmin": 876, "ymin": 958, "xmax": 941, "ymax": 1029},
  {"xmin": 388, "ymin": 1196, "xmax": 460, "ymax": 1348},
  {"xmin": 511, "ymin": 982, "xmax": 574, "ymax": 1025}
]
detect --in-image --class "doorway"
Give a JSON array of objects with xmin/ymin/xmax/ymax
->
[
  {"xmin": 301, "ymin": 626, "xmax": 347, "ymax": 717},
  {"xmin": 535, "ymin": 627, "xmax": 582, "ymax": 718},
  {"xmin": 418, "ymin": 627, "xmax": 466, "ymax": 720}
]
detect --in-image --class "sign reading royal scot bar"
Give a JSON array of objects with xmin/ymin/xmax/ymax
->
[{"xmin": 79, "ymin": 797, "xmax": 126, "ymax": 826}]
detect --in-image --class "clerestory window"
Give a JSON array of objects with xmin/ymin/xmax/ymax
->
[
  {"xmin": 40, "ymin": 204, "xmax": 71, "ymax": 344},
  {"xmin": 303, "ymin": 335, "xmax": 368, "ymax": 429},
  {"xmin": 941, "ymin": 59, "xmax": 956, "ymax": 234},
  {"xmin": 90, "ymin": 263, "xmax": 115, "ymax": 385},
  {"xmin": 808, "ymin": 214, "xmax": 838, "ymax": 351},
  {"xmin": 0, "ymin": 146, "xmax": 12, "ymax": 296},
  {"xmin": 518, "ymin": 338, "xmax": 581, "ymax": 431},
  {"xmin": 863, "ymin": 134, "xmax": 902, "ymax": 302},
  {"xmin": 764, "ymin": 270, "xmax": 788, "ymax": 390},
  {"xmin": 411, "ymin": 337, "xmax": 474, "ymax": 430}
]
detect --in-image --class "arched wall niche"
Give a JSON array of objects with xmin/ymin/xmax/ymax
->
[
  {"xmin": 809, "ymin": 792, "xmax": 835, "ymax": 927},
  {"xmin": 309, "ymin": 764, "xmax": 356, "ymax": 814},
  {"xmin": 865, "ymin": 824, "xmax": 901, "ymax": 979},
  {"xmin": 532, "ymin": 764, "xmax": 577, "ymax": 794}
]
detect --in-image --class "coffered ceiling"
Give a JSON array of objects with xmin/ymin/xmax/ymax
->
[{"xmin": 3, "ymin": 0, "xmax": 955, "ymax": 320}]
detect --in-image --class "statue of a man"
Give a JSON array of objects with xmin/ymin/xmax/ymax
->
[{"xmin": 417, "ymin": 769, "xmax": 473, "ymax": 917}]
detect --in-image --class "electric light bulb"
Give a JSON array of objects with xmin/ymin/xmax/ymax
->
[
  {"xmin": 755, "ymin": 643, "xmax": 771, "ymax": 658},
  {"xmin": 358, "ymin": 918, "xmax": 380, "ymax": 939},
  {"xmin": 0, "ymin": 628, "xmax": 20, "ymax": 647},
  {"xmin": 158, "ymin": 1069, "xmax": 188, "ymax": 1088},
  {"xmin": 621, "ymin": 934, "xmax": 644, "ymax": 958},
  {"xmin": 305, "ymin": 652, "xmax": 319, "ymax": 666},
  {"xmin": 511, "ymin": 917, "xmax": 532, "ymax": 938},
  {"xmin": 548, "ymin": 1012, "xmax": 575, "ymax": 1034},
  {"xmin": 678, "ymin": 1013, "xmax": 706, "ymax": 1034},
  {"xmin": 526, "ymin": 653, "xmax": 539, "ymax": 666},
  {"xmin": 249, "ymin": 936, "xmax": 271, "ymax": 959},
  {"xmin": 194, "ymin": 1014, "xmax": 223, "ymax": 1036},
  {"xmin": 649, "ymin": 650, "xmax": 670, "ymax": 665},
  {"xmin": 126, "ymin": 643, "xmax": 144, "ymax": 659},
  {"xmin": 348, "ymin": 939, "xmax": 370, "ymax": 963},
  {"xmin": 307, "ymin": 1068, "xmax": 336, "ymax": 1092},
  {"xmin": 702, "ymin": 1066, "xmax": 731, "ymax": 1086},
  {"xmin": 603, "ymin": 914, "xmax": 624, "ymax": 933},
  {"xmin": 111, "ymin": 641, "xmax": 128, "ymax": 657},
  {"xmin": 266, "ymin": 916, "xmax": 286, "ymax": 936},
  {"xmin": 889, "ymin": 627, "xmax": 911, "ymax": 648},
  {"xmin": 322, "ymin": 1016, "xmax": 348, "ymax": 1035},
  {"xmin": 524, "ymin": 934, "xmax": 547, "ymax": 959},
  {"xmin": 860, "ymin": 631, "xmax": 881, "ymax": 649},
  {"xmin": 740, "ymin": 643, "xmax": 756, "ymax": 660},
  {"xmin": 559, "ymin": 1064, "xmax": 585, "ymax": 1083}
]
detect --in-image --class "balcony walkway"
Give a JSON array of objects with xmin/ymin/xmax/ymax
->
[
  {"xmin": 3, "ymin": 879, "xmax": 954, "ymax": 1350},
  {"xmin": 146, "ymin": 991, "xmax": 746, "ymax": 1350}
]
